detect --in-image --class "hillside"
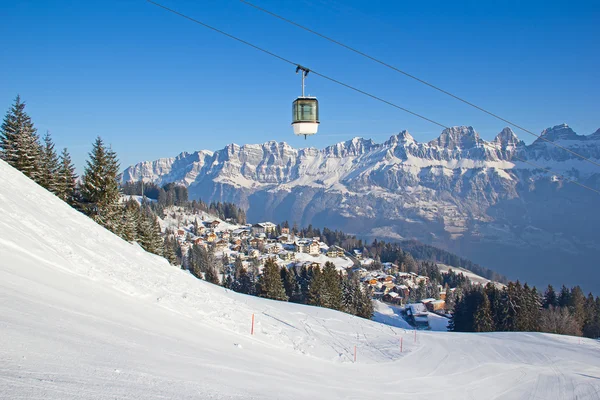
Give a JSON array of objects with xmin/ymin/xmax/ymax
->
[
  {"xmin": 122, "ymin": 124, "xmax": 600, "ymax": 292},
  {"xmin": 2, "ymin": 159, "xmax": 600, "ymax": 399}
]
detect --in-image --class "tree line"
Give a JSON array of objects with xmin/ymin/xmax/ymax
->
[
  {"xmin": 450, "ymin": 282, "xmax": 600, "ymax": 338},
  {"xmin": 0, "ymin": 96, "xmax": 164, "ymax": 258}
]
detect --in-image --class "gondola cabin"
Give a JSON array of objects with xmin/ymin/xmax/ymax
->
[{"xmin": 292, "ymin": 96, "xmax": 319, "ymax": 137}]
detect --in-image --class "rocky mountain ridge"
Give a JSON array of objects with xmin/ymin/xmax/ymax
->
[{"xmin": 123, "ymin": 124, "xmax": 600, "ymax": 291}]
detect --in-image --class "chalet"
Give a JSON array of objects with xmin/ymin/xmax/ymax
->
[
  {"xmin": 281, "ymin": 227, "xmax": 290, "ymax": 235},
  {"xmin": 353, "ymin": 268, "xmax": 368, "ymax": 278},
  {"xmin": 206, "ymin": 232, "xmax": 217, "ymax": 243},
  {"xmin": 424, "ymin": 299, "xmax": 446, "ymax": 312},
  {"xmin": 176, "ymin": 229, "xmax": 186, "ymax": 237},
  {"xmin": 264, "ymin": 243, "xmax": 283, "ymax": 254},
  {"xmin": 249, "ymin": 238, "xmax": 263, "ymax": 248},
  {"xmin": 221, "ymin": 231, "xmax": 231, "ymax": 240},
  {"xmin": 383, "ymin": 291, "xmax": 402, "ymax": 305},
  {"xmin": 214, "ymin": 240, "xmax": 228, "ymax": 252},
  {"xmin": 295, "ymin": 241, "xmax": 308, "ymax": 254},
  {"xmin": 277, "ymin": 234, "xmax": 290, "ymax": 243},
  {"xmin": 406, "ymin": 303, "xmax": 430, "ymax": 329},
  {"xmin": 248, "ymin": 249, "xmax": 260, "ymax": 259},
  {"xmin": 394, "ymin": 284, "xmax": 410, "ymax": 298},
  {"xmin": 252, "ymin": 222, "xmax": 276, "ymax": 236},
  {"xmin": 326, "ymin": 245, "xmax": 345, "ymax": 258},
  {"xmin": 193, "ymin": 237, "xmax": 204, "ymax": 245},
  {"xmin": 231, "ymin": 228, "xmax": 250, "ymax": 238},
  {"xmin": 209, "ymin": 220, "xmax": 220, "ymax": 229},
  {"xmin": 278, "ymin": 251, "xmax": 296, "ymax": 261},
  {"xmin": 353, "ymin": 249, "xmax": 363, "ymax": 260},
  {"xmin": 308, "ymin": 241, "xmax": 320, "ymax": 256}
]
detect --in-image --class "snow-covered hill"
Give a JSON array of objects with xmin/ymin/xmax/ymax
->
[
  {"xmin": 122, "ymin": 124, "xmax": 600, "ymax": 292},
  {"xmin": 2, "ymin": 159, "xmax": 600, "ymax": 399}
]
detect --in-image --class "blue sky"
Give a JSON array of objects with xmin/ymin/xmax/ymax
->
[{"xmin": 1, "ymin": 0, "xmax": 598, "ymax": 172}]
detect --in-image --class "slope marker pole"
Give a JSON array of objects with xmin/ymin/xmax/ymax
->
[
  {"xmin": 251, "ymin": 313, "xmax": 255, "ymax": 335},
  {"xmin": 400, "ymin": 337, "xmax": 403, "ymax": 353},
  {"xmin": 354, "ymin": 345, "xmax": 357, "ymax": 363}
]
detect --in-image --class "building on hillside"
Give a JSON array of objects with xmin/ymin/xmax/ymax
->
[
  {"xmin": 176, "ymin": 229, "xmax": 186, "ymax": 238},
  {"xmin": 209, "ymin": 220, "xmax": 220, "ymax": 229},
  {"xmin": 424, "ymin": 299, "xmax": 446, "ymax": 312},
  {"xmin": 277, "ymin": 234, "xmax": 290, "ymax": 243},
  {"xmin": 281, "ymin": 227, "xmax": 290, "ymax": 235},
  {"xmin": 265, "ymin": 243, "xmax": 283, "ymax": 254},
  {"xmin": 206, "ymin": 232, "xmax": 217, "ymax": 243},
  {"xmin": 249, "ymin": 238, "xmax": 263, "ymax": 248},
  {"xmin": 221, "ymin": 231, "xmax": 231, "ymax": 240},
  {"xmin": 308, "ymin": 241, "xmax": 320, "ymax": 256},
  {"xmin": 353, "ymin": 249, "xmax": 363, "ymax": 260},
  {"xmin": 248, "ymin": 249, "xmax": 260, "ymax": 259},
  {"xmin": 278, "ymin": 251, "xmax": 296, "ymax": 261},
  {"xmin": 326, "ymin": 245, "xmax": 345, "ymax": 258},
  {"xmin": 251, "ymin": 222, "xmax": 276, "ymax": 236},
  {"xmin": 214, "ymin": 240, "xmax": 228, "ymax": 252},
  {"xmin": 383, "ymin": 291, "xmax": 402, "ymax": 305},
  {"xmin": 295, "ymin": 241, "xmax": 308, "ymax": 254}
]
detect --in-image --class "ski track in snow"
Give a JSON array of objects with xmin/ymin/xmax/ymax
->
[{"xmin": 1, "ymin": 159, "xmax": 600, "ymax": 399}]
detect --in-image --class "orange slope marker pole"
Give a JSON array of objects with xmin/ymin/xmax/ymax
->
[
  {"xmin": 251, "ymin": 313, "xmax": 255, "ymax": 335},
  {"xmin": 354, "ymin": 345, "xmax": 357, "ymax": 363}
]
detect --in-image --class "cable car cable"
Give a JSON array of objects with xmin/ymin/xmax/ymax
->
[
  {"xmin": 145, "ymin": 0, "xmax": 600, "ymax": 196},
  {"xmin": 238, "ymin": 0, "xmax": 600, "ymax": 170},
  {"xmin": 145, "ymin": 0, "xmax": 447, "ymax": 130}
]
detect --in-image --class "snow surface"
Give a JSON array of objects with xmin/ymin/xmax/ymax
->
[{"xmin": 2, "ymin": 159, "xmax": 600, "ymax": 399}]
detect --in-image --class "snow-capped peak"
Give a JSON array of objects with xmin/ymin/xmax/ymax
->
[
  {"xmin": 536, "ymin": 124, "xmax": 582, "ymax": 142},
  {"xmin": 429, "ymin": 126, "xmax": 482, "ymax": 150},
  {"xmin": 492, "ymin": 127, "xmax": 522, "ymax": 149}
]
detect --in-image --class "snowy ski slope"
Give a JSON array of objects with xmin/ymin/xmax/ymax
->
[{"xmin": 1, "ymin": 159, "xmax": 600, "ymax": 399}]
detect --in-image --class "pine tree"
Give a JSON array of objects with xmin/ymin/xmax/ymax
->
[
  {"xmin": 558, "ymin": 285, "xmax": 571, "ymax": 308},
  {"xmin": 542, "ymin": 285, "xmax": 558, "ymax": 309},
  {"xmin": 163, "ymin": 234, "xmax": 178, "ymax": 265},
  {"xmin": 473, "ymin": 291, "xmax": 494, "ymax": 332},
  {"xmin": 322, "ymin": 262, "xmax": 343, "ymax": 310},
  {"xmin": 356, "ymin": 283, "xmax": 374, "ymax": 319},
  {"xmin": 308, "ymin": 266, "xmax": 326, "ymax": 307},
  {"xmin": 56, "ymin": 148, "xmax": 78, "ymax": 205},
  {"xmin": 205, "ymin": 265, "xmax": 220, "ymax": 285},
  {"xmin": 39, "ymin": 131, "xmax": 60, "ymax": 193},
  {"xmin": 568, "ymin": 286, "xmax": 586, "ymax": 328},
  {"xmin": 121, "ymin": 199, "xmax": 140, "ymax": 242},
  {"xmin": 281, "ymin": 267, "xmax": 298, "ymax": 301},
  {"xmin": 258, "ymin": 258, "xmax": 287, "ymax": 301},
  {"xmin": 0, "ymin": 95, "xmax": 41, "ymax": 181},
  {"xmin": 81, "ymin": 137, "xmax": 121, "ymax": 234}
]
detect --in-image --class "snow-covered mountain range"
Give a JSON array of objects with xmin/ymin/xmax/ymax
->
[{"xmin": 123, "ymin": 124, "xmax": 600, "ymax": 291}]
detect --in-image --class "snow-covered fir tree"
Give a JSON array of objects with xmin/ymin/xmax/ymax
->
[
  {"xmin": 258, "ymin": 258, "xmax": 287, "ymax": 301},
  {"xmin": 56, "ymin": 148, "xmax": 78, "ymax": 205},
  {"xmin": 39, "ymin": 131, "xmax": 60, "ymax": 194},
  {"xmin": 81, "ymin": 137, "xmax": 121, "ymax": 234},
  {"xmin": 0, "ymin": 95, "xmax": 41, "ymax": 181}
]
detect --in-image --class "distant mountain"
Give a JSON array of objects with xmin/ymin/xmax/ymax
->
[{"xmin": 123, "ymin": 124, "xmax": 600, "ymax": 292}]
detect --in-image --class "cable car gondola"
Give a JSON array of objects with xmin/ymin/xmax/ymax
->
[{"xmin": 292, "ymin": 65, "xmax": 319, "ymax": 139}]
